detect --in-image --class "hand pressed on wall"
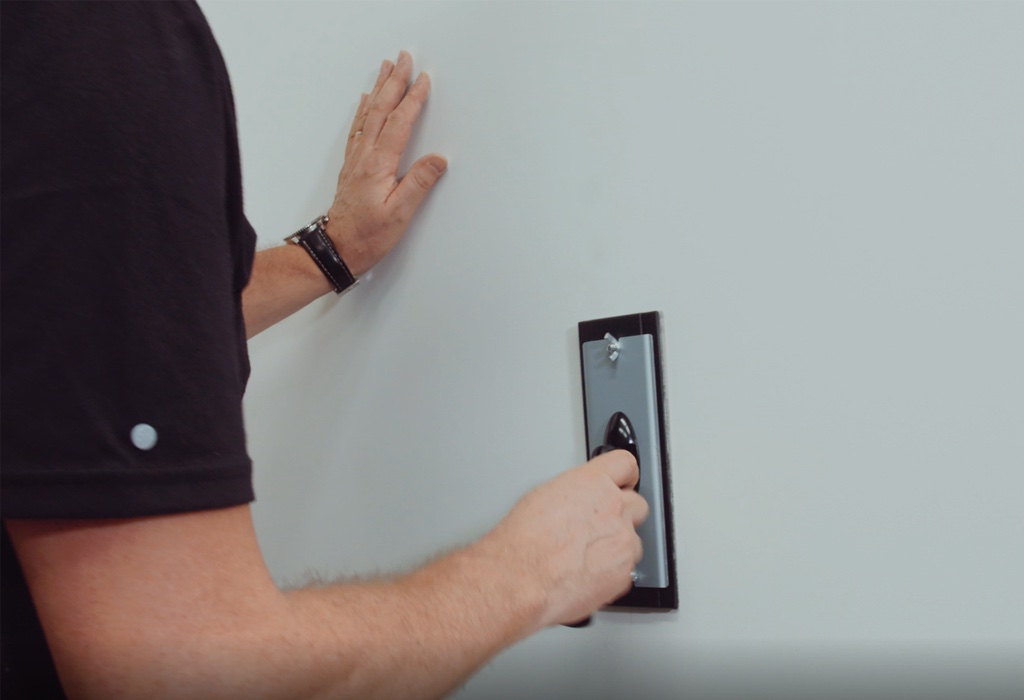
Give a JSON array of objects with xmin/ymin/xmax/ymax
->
[
  {"xmin": 325, "ymin": 50, "xmax": 448, "ymax": 277},
  {"xmin": 240, "ymin": 50, "xmax": 446, "ymax": 339}
]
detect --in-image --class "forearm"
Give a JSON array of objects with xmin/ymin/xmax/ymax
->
[
  {"xmin": 107, "ymin": 541, "xmax": 543, "ymax": 700},
  {"xmin": 16, "ymin": 510, "xmax": 545, "ymax": 700},
  {"xmin": 242, "ymin": 245, "xmax": 333, "ymax": 338},
  {"xmin": 12, "ymin": 453, "xmax": 643, "ymax": 699},
  {"xmin": 286, "ymin": 537, "xmax": 546, "ymax": 700}
]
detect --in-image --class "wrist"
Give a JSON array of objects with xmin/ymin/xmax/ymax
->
[
  {"xmin": 322, "ymin": 216, "xmax": 376, "ymax": 277},
  {"xmin": 458, "ymin": 533, "xmax": 550, "ymax": 637},
  {"xmin": 285, "ymin": 215, "xmax": 359, "ymax": 294},
  {"xmin": 323, "ymin": 211, "xmax": 385, "ymax": 278},
  {"xmin": 407, "ymin": 537, "xmax": 549, "ymax": 645}
]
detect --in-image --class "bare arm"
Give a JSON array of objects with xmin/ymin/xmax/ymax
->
[
  {"xmin": 6, "ymin": 451, "xmax": 646, "ymax": 700},
  {"xmin": 242, "ymin": 51, "xmax": 447, "ymax": 338}
]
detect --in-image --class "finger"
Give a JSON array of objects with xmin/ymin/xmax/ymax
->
[
  {"xmin": 622, "ymin": 490, "xmax": 649, "ymax": 528},
  {"xmin": 345, "ymin": 93, "xmax": 369, "ymax": 160},
  {"xmin": 370, "ymin": 58, "xmax": 394, "ymax": 100},
  {"xmin": 364, "ymin": 50, "xmax": 414, "ymax": 141},
  {"xmin": 632, "ymin": 532, "xmax": 644, "ymax": 567},
  {"xmin": 376, "ymin": 72, "xmax": 430, "ymax": 164},
  {"xmin": 345, "ymin": 56, "xmax": 391, "ymax": 161},
  {"xmin": 387, "ymin": 153, "xmax": 447, "ymax": 222},
  {"xmin": 359, "ymin": 59, "xmax": 393, "ymax": 140},
  {"xmin": 356, "ymin": 57, "xmax": 392, "ymax": 134},
  {"xmin": 589, "ymin": 449, "xmax": 639, "ymax": 490}
]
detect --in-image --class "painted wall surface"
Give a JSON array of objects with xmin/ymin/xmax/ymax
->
[{"xmin": 201, "ymin": 2, "xmax": 1024, "ymax": 697}]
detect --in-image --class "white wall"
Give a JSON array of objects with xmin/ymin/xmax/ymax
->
[{"xmin": 201, "ymin": 2, "xmax": 1024, "ymax": 697}]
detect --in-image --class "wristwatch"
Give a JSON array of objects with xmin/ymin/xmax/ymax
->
[{"xmin": 285, "ymin": 214, "xmax": 358, "ymax": 295}]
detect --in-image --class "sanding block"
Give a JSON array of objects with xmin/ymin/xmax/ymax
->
[{"xmin": 579, "ymin": 311, "xmax": 678, "ymax": 610}]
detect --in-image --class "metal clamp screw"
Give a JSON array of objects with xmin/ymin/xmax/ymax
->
[{"xmin": 604, "ymin": 333, "xmax": 620, "ymax": 362}]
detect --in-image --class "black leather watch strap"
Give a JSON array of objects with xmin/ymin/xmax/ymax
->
[{"xmin": 285, "ymin": 215, "xmax": 358, "ymax": 295}]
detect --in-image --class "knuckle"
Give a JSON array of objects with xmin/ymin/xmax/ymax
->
[
  {"xmin": 616, "ymin": 571, "xmax": 634, "ymax": 597},
  {"xmin": 630, "ymin": 491, "xmax": 650, "ymax": 518},
  {"xmin": 411, "ymin": 169, "xmax": 433, "ymax": 191},
  {"xmin": 610, "ymin": 492, "xmax": 627, "ymax": 518},
  {"xmin": 405, "ymin": 89, "xmax": 427, "ymax": 110}
]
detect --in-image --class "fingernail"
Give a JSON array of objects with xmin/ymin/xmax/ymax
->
[{"xmin": 379, "ymin": 60, "xmax": 392, "ymax": 78}]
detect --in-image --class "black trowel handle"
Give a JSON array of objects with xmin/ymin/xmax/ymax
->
[{"xmin": 563, "ymin": 616, "xmax": 592, "ymax": 628}]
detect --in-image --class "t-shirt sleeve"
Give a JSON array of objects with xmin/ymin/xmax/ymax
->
[{"xmin": 1, "ymin": 2, "xmax": 257, "ymax": 518}]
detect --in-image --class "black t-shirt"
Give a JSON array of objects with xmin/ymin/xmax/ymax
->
[{"xmin": 1, "ymin": 2, "xmax": 257, "ymax": 694}]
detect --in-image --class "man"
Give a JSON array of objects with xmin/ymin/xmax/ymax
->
[{"xmin": 1, "ymin": 3, "xmax": 647, "ymax": 698}]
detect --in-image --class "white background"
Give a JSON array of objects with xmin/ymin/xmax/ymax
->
[{"xmin": 202, "ymin": 2, "xmax": 1024, "ymax": 697}]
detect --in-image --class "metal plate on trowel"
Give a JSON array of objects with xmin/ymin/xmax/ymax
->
[{"xmin": 579, "ymin": 311, "xmax": 677, "ymax": 610}]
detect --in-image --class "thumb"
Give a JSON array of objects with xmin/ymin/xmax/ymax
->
[
  {"xmin": 391, "ymin": 154, "xmax": 447, "ymax": 220},
  {"xmin": 589, "ymin": 449, "xmax": 639, "ymax": 491}
]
